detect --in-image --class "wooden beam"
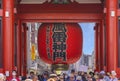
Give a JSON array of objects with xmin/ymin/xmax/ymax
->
[
  {"xmin": 17, "ymin": 3, "xmax": 103, "ymax": 13},
  {"xmin": 17, "ymin": 13, "xmax": 103, "ymax": 23}
]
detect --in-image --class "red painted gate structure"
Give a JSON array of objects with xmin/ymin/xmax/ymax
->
[{"xmin": 0, "ymin": 0, "xmax": 120, "ymax": 77}]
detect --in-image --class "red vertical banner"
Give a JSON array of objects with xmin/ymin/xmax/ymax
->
[
  {"xmin": 3, "ymin": 0, "xmax": 14, "ymax": 76},
  {"xmin": 106, "ymin": 0, "xmax": 117, "ymax": 72}
]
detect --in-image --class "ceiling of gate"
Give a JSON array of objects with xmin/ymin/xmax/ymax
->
[{"xmin": 20, "ymin": 0, "xmax": 101, "ymax": 4}]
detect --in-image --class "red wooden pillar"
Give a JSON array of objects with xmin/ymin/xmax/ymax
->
[
  {"xmin": 17, "ymin": 20, "xmax": 22, "ymax": 76},
  {"xmin": 106, "ymin": 0, "xmax": 117, "ymax": 72},
  {"xmin": 100, "ymin": 20, "xmax": 104, "ymax": 71},
  {"xmin": 21, "ymin": 25, "xmax": 24, "ymax": 76},
  {"xmin": 3, "ymin": 0, "xmax": 14, "ymax": 76},
  {"xmin": 94, "ymin": 23, "xmax": 100, "ymax": 72},
  {"xmin": 22, "ymin": 23, "xmax": 27, "ymax": 76}
]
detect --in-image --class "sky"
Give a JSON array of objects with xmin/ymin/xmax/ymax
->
[{"xmin": 79, "ymin": 23, "xmax": 95, "ymax": 55}]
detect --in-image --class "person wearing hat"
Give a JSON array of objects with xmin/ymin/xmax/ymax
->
[
  {"xmin": 100, "ymin": 71, "xmax": 105, "ymax": 75},
  {"xmin": 47, "ymin": 78, "xmax": 56, "ymax": 81},
  {"xmin": 76, "ymin": 76, "xmax": 82, "ymax": 81},
  {"xmin": 99, "ymin": 70, "xmax": 110, "ymax": 81},
  {"xmin": 110, "ymin": 71, "xmax": 118, "ymax": 81},
  {"xmin": 48, "ymin": 73, "xmax": 58, "ymax": 81},
  {"xmin": 25, "ymin": 79, "xmax": 33, "ymax": 81}
]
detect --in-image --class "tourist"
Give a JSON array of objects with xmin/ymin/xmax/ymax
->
[
  {"xmin": 41, "ymin": 71, "xmax": 49, "ymax": 81},
  {"xmin": 29, "ymin": 71, "xmax": 35, "ymax": 79},
  {"xmin": 76, "ymin": 76, "xmax": 82, "ymax": 81},
  {"xmin": 110, "ymin": 71, "xmax": 118, "ymax": 81},
  {"xmin": 7, "ymin": 70, "xmax": 20, "ymax": 81},
  {"xmin": 47, "ymin": 73, "xmax": 58, "ymax": 81},
  {"xmin": 68, "ymin": 74, "xmax": 76, "ymax": 81},
  {"xmin": 0, "ymin": 73, "xmax": 6, "ymax": 81}
]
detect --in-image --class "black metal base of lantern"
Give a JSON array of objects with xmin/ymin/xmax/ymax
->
[{"xmin": 51, "ymin": 64, "xmax": 69, "ymax": 71}]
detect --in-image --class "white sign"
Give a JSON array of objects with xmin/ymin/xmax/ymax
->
[
  {"xmin": 79, "ymin": 65, "xmax": 88, "ymax": 72},
  {"xmin": 5, "ymin": 71, "xmax": 9, "ymax": 76},
  {"xmin": 111, "ymin": 11, "xmax": 115, "ymax": 17},
  {"xmin": 5, "ymin": 11, "xmax": 9, "ymax": 17}
]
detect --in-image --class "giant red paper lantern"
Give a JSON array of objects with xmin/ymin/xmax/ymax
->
[{"xmin": 38, "ymin": 23, "xmax": 83, "ymax": 65}]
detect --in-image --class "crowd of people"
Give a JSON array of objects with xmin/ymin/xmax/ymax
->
[{"xmin": 0, "ymin": 69, "xmax": 119, "ymax": 81}]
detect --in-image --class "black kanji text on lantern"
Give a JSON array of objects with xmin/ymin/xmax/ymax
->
[{"xmin": 52, "ymin": 23, "xmax": 67, "ymax": 61}]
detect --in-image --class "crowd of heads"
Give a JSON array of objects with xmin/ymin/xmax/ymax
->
[
  {"xmin": 23, "ymin": 69, "xmax": 119, "ymax": 81},
  {"xmin": 0, "ymin": 70, "xmax": 19, "ymax": 81},
  {"xmin": 0, "ymin": 69, "xmax": 119, "ymax": 81}
]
